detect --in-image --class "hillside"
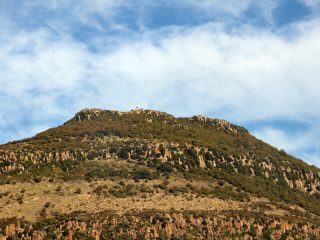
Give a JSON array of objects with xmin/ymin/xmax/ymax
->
[{"xmin": 0, "ymin": 108, "xmax": 319, "ymax": 239}]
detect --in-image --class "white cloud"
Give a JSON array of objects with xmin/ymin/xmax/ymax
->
[
  {"xmin": 184, "ymin": 0, "xmax": 252, "ymax": 17},
  {"xmin": 13, "ymin": 0, "xmax": 280, "ymax": 34},
  {"xmin": 182, "ymin": 0, "xmax": 278, "ymax": 23},
  {"xmin": 9, "ymin": 0, "xmax": 130, "ymax": 35},
  {"xmin": 300, "ymin": 0, "xmax": 320, "ymax": 8},
  {"xmin": 253, "ymin": 126, "xmax": 320, "ymax": 166},
  {"xmin": 300, "ymin": 151, "xmax": 320, "ymax": 167},
  {"xmin": 24, "ymin": 0, "xmax": 124, "ymax": 16},
  {"xmin": 82, "ymin": 21, "xmax": 320, "ymax": 123},
  {"xmin": 253, "ymin": 127, "xmax": 313, "ymax": 152}
]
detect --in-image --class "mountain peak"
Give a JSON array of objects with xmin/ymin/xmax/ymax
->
[
  {"xmin": 74, "ymin": 108, "xmax": 113, "ymax": 121},
  {"xmin": 71, "ymin": 107, "xmax": 174, "ymax": 122}
]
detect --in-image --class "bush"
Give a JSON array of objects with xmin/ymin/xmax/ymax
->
[
  {"xmin": 55, "ymin": 185, "xmax": 62, "ymax": 192},
  {"xmin": 163, "ymin": 180, "xmax": 170, "ymax": 185},
  {"xmin": 133, "ymin": 167, "xmax": 153, "ymax": 180},
  {"xmin": 158, "ymin": 184, "xmax": 167, "ymax": 190},
  {"xmin": 249, "ymin": 225, "xmax": 256, "ymax": 237},
  {"xmin": 33, "ymin": 176, "xmax": 42, "ymax": 183},
  {"xmin": 62, "ymin": 228, "xmax": 69, "ymax": 237},
  {"xmin": 157, "ymin": 162, "xmax": 173, "ymax": 173},
  {"xmin": 262, "ymin": 228, "xmax": 272, "ymax": 240},
  {"xmin": 85, "ymin": 166, "xmax": 129, "ymax": 180},
  {"xmin": 75, "ymin": 188, "xmax": 82, "ymax": 194},
  {"xmin": 17, "ymin": 196, "xmax": 23, "ymax": 204},
  {"xmin": 218, "ymin": 180, "xmax": 224, "ymax": 186},
  {"xmin": 118, "ymin": 149, "xmax": 129, "ymax": 159}
]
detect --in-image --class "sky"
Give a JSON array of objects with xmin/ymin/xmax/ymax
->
[{"xmin": 0, "ymin": 0, "xmax": 320, "ymax": 166}]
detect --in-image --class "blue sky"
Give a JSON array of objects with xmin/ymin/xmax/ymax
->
[{"xmin": 0, "ymin": 0, "xmax": 320, "ymax": 166}]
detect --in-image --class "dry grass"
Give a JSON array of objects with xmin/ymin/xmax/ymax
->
[
  {"xmin": 0, "ymin": 176, "xmax": 242, "ymax": 221},
  {"xmin": 0, "ymin": 174, "xmax": 296, "ymax": 223}
]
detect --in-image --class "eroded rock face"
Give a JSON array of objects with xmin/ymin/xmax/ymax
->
[
  {"xmin": 191, "ymin": 115, "xmax": 244, "ymax": 133},
  {"xmin": 73, "ymin": 108, "xmax": 174, "ymax": 123},
  {"xmin": 0, "ymin": 210, "xmax": 319, "ymax": 240},
  {"xmin": 74, "ymin": 108, "xmax": 105, "ymax": 121},
  {"xmin": 1, "ymin": 135, "xmax": 320, "ymax": 196}
]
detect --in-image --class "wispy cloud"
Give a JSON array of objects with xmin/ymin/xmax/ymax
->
[
  {"xmin": 301, "ymin": 0, "xmax": 320, "ymax": 8},
  {"xmin": 253, "ymin": 126, "xmax": 320, "ymax": 166}
]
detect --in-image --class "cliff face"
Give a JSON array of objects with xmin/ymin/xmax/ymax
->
[
  {"xmin": 0, "ymin": 108, "xmax": 319, "ymax": 239},
  {"xmin": 1, "ymin": 138, "xmax": 320, "ymax": 195},
  {"xmin": 1, "ymin": 210, "xmax": 320, "ymax": 240}
]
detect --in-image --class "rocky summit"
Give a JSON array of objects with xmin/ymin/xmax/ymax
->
[{"xmin": 0, "ymin": 108, "xmax": 319, "ymax": 239}]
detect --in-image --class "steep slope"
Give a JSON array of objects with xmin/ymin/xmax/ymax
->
[{"xmin": 0, "ymin": 108, "xmax": 319, "ymax": 239}]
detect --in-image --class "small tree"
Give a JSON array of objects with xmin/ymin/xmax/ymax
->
[
  {"xmin": 262, "ymin": 227, "xmax": 272, "ymax": 240},
  {"xmin": 118, "ymin": 149, "xmax": 129, "ymax": 159},
  {"xmin": 249, "ymin": 225, "xmax": 256, "ymax": 237}
]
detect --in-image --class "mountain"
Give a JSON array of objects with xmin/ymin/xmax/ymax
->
[{"xmin": 0, "ymin": 108, "xmax": 319, "ymax": 239}]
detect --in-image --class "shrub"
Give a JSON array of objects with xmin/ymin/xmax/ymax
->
[
  {"xmin": 62, "ymin": 228, "xmax": 69, "ymax": 237},
  {"xmin": 48, "ymin": 177, "xmax": 55, "ymax": 182},
  {"xmin": 249, "ymin": 225, "xmax": 256, "ymax": 237},
  {"xmin": 118, "ymin": 149, "xmax": 129, "ymax": 159},
  {"xmin": 157, "ymin": 162, "xmax": 173, "ymax": 173},
  {"xmin": 158, "ymin": 184, "xmax": 167, "ymax": 190},
  {"xmin": 133, "ymin": 167, "xmax": 153, "ymax": 180},
  {"xmin": 17, "ymin": 196, "xmax": 23, "ymax": 204},
  {"xmin": 218, "ymin": 180, "xmax": 224, "ymax": 186},
  {"xmin": 75, "ymin": 188, "xmax": 82, "ymax": 194},
  {"xmin": 163, "ymin": 180, "xmax": 170, "ymax": 185},
  {"xmin": 33, "ymin": 176, "xmax": 42, "ymax": 183},
  {"xmin": 262, "ymin": 228, "xmax": 272, "ymax": 240}
]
